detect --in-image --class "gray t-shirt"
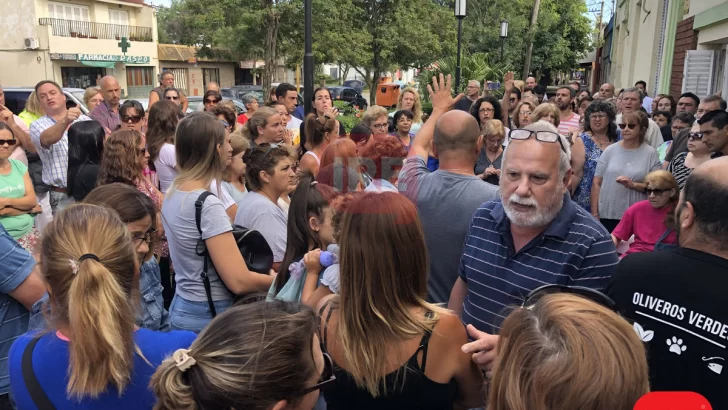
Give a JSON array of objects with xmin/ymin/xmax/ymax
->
[
  {"xmin": 234, "ymin": 191, "xmax": 288, "ymax": 262},
  {"xmin": 398, "ymin": 155, "xmax": 499, "ymax": 304},
  {"xmin": 595, "ymin": 142, "xmax": 661, "ymax": 220},
  {"xmin": 162, "ymin": 189, "xmax": 233, "ymax": 302}
]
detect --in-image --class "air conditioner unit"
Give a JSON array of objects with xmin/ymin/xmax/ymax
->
[{"xmin": 24, "ymin": 38, "xmax": 40, "ymax": 50}]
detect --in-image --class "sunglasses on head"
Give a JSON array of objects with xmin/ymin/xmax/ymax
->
[
  {"xmin": 522, "ymin": 284, "xmax": 617, "ymax": 311},
  {"xmin": 0, "ymin": 139, "xmax": 17, "ymax": 146},
  {"xmin": 257, "ymin": 143, "xmax": 280, "ymax": 166},
  {"xmin": 165, "ymin": 96, "xmax": 180, "ymax": 101},
  {"xmin": 618, "ymin": 123, "xmax": 637, "ymax": 130},
  {"xmin": 509, "ymin": 129, "xmax": 567, "ymax": 153},
  {"xmin": 205, "ymin": 98, "xmax": 221, "ymax": 104},
  {"xmin": 300, "ymin": 353, "xmax": 336, "ymax": 395},
  {"xmin": 122, "ymin": 115, "xmax": 142, "ymax": 123}
]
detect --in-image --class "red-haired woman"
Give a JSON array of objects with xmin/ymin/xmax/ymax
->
[{"xmin": 361, "ymin": 135, "xmax": 407, "ymax": 192}]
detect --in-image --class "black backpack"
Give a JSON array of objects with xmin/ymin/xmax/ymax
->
[{"xmin": 195, "ymin": 191, "xmax": 273, "ymax": 317}]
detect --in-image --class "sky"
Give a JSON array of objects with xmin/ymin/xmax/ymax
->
[{"xmin": 146, "ymin": 0, "xmax": 172, "ymax": 6}]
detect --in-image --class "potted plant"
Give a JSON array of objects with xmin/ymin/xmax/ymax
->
[{"xmin": 70, "ymin": 31, "xmax": 78, "ymax": 38}]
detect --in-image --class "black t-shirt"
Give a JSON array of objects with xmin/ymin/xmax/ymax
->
[
  {"xmin": 607, "ymin": 248, "xmax": 728, "ymax": 409},
  {"xmin": 454, "ymin": 97, "xmax": 476, "ymax": 113},
  {"xmin": 70, "ymin": 163, "xmax": 99, "ymax": 202}
]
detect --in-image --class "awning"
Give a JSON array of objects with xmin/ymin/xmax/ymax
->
[{"xmin": 80, "ymin": 60, "xmax": 115, "ymax": 68}]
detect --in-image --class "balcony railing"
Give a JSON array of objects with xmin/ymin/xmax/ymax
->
[{"xmin": 38, "ymin": 18, "xmax": 153, "ymax": 42}]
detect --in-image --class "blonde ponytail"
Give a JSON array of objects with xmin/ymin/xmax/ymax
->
[
  {"xmin": 151, "ymin": 356, "xmax": 197, "ymax": 410},
  {"xmin": 40, "ymin": 204, "xmax": 138, "ymax": 399}
]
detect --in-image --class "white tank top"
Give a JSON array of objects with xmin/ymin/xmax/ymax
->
[{"xmin": 303, "ymin": 150, "xmax": 321, "ymax": 165}]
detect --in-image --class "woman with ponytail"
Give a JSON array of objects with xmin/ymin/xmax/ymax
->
[
  {"xmin": 267, "ymin": 171, "xmax": 336, "ymax": 305},
  {"xmin": 151, "ymin": 301, "xmax": 328, "ymax": 410},
  {"xmin": 299, "ymin": 113, "xmax": 338, "ymax": 176},
  {"xmin": 8, "ymin": 204, "xmax": 196, "ymax": 408}
]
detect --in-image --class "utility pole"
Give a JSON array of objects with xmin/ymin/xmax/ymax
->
[
  {"xmin": 303, "ymin": 0, "xmax": 313, "ymax": 114},
  {"xmin": 521, "ymin": 0, "xmax": 541, "ymax": 80}
]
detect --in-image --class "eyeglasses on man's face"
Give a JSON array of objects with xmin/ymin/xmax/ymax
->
[{"xmin": 121, "ymin": 115, "xmax": 142, "ymax": 123}]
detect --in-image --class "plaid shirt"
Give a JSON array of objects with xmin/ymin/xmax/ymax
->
[
  {"xmin": 29, "ymin": 114, "xmax": 91, "ymax": 188},
  {"xmin": 89, "ymin": 100, "xmax": 120, "ymax": 131}
]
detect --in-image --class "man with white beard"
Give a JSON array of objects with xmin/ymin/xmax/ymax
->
[{"xmin": 448, "ymin": 120, "xmax": 619, "ymax": 335}]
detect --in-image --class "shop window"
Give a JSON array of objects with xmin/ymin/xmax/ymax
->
[
  {"xmin": 202, "ymin": 68, "xmax": 221, "ymax": 87},
  {"xmin": 61, "ymin": 67, "xmax": 104, "ymax": 89}
]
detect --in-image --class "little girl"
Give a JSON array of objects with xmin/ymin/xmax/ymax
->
[{"xmin": 267, "ymin": 172, "xmax": 336, "ymax": 304}]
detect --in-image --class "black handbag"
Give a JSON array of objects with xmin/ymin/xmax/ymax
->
[{"xmin": 195, "ymin": 191, "xmax": 273, "ymax": 317}]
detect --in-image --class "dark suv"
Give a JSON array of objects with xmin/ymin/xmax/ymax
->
[{"xmin": 327, "ymin": 86, "xmax": 368, "ymax": 109}]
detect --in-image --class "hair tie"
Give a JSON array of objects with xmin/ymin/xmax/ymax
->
[
  {"xmin": 173, "ymin": 349, "xmax": 197, "ymax": 372},
  {"xmin": 310, "ymin": 180, "xmax": 318, "ymax": 187},
  {"xmin": 69, "ymin": 254, "xmax": 101, "ymax": 275}
]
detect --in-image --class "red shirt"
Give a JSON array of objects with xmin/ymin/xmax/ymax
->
[
  {"xmin": 613, "ymin": 200, "xmax": 677, "ymax": 256},
  {"xmin": 237, "ymin": 113, "xmax": 248, "ymax": 125}
]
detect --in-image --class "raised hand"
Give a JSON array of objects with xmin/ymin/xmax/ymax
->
[
  {"xmin": 427, "ymin": 74, "xmax": 463, "ymax": 113},
  {"xmin": 504, "ymin": 71, "xmax": 515, "ymax": 91}
]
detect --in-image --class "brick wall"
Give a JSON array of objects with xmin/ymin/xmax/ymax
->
[{"xmin": 670, "ymin": 17, "xmax": 699, "ymax": 98}]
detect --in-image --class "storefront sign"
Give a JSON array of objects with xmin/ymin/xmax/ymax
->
[{"xmin": 50, "ymin": 53, "xmax": 150, "ymax": 64}]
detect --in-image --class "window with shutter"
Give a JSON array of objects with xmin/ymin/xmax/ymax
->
[
  {"xmin": 109, "ymin": 10, "xmax": 130, "ymax": 39},
  {"xmin": 682, "ymin": 50, "xmax": 716, "ymax": 98}
]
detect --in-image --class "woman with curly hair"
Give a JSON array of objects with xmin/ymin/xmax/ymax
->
[
  {"xmin": 147, "ymin": 100, "xmax": 180, "ymax": 193},
  {"xmin": 388, "ymin": 87, "xmax": 424, "ymax": 134},
  {"xmin": 99, "ymin": 129, "xmax": 167, "ymax": 264},
  {"xmin": 470, "ymin": 96, "xmax": 504, "ymax": 134},
  {"xmin": 360, "ymin": 135, "xmax": 407, "ymax": 192}
]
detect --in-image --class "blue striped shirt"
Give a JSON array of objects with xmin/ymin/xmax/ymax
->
[
  {"xmin": 29, "ymin": 114, "xmax": 91, "ymax": 188},
  {"xmin": 459, "ymin": 195, "xmax": 619, "ymax": 333}
]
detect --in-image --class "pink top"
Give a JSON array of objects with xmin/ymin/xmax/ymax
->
[
  {"xmin": 9, "ymin": 115, "xmax": 29, "ymax": 166},
  {"xmin": 613, "ymin": 200, "xmax": 677, "ymax": 256},
  {"xmin": 557, "ymin": 112, "xmax": 581, "ymax": 135}
]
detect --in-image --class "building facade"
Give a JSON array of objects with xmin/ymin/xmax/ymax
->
[
  {"xmin": 157, "ymin": 44, "xmax": 238, "ymax": 97},
  {"xmin": 0, "ymin": 0, "xmax": 159, "ymax": 97}
]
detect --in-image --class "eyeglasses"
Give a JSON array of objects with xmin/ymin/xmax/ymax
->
[
  {"xmin": 479, "ymin": 108, "xmax": 495, "ymax": 114},
  {"xmin": 300, "ymin": 353, "xmax": 337, "ymax": 395},
  {"xmin": 522, "ymin": 284, "xmax": 617, "ymax": 311},
  {"xmin": 618, "ymin": 123, "xmax": 637, "ymax": 130},
  {"xmin": 165, "ymin": 96, "xmax": 180, "ymax": 101},
  {"xmin": 121, "ymin": 115, "xmax": 142, "ymax": 123},
  {"xmin": 519, "ymin": 110, "xmax": 532, "ymax": 116},
  {"xmin": 205, "ymin": 98, "xmax": 221, "ymax": 104},
  {"xmin": 509, "ymin": 129, "xmax": 567, "ymax": 153},
  {"xmin": 0, "ymin": 139, "xmax": 17, "ymax": 146},
  {"xmin": 646, "ymin": 188, "xmax": 669, "ymax": 196},
  {"xmin": 257, "ymin": 143, "xmax": 280, "ymax": 166},
  {"xmin": 590, "ymin": 113, "xmax": 607, "ymax": 119},
  {"xmin": 371, "ymin": 123, "xmax": 388, "ymax": 130},
  {"xmin": 137, "ymin": 147, "xmax": 147, "ymax": 157},
  {"xmin": 132, "ymin": 229, "xmax": 156, "ymax": 247},
  {"xmin": 688, "ymin": 132, "xmax": 704, "ymax": 140}
]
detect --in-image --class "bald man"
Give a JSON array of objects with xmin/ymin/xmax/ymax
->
[
  {"xmin": 598, "ymin": 83, "xmax": 615, "ymax": 100},
  {"xmin": 206, "ymin": 82, "xmax": 220, "ymax": 92},
  {"xmin": 526, "ymin": 76, "xmax": 537, "ymax": 89},
  {"xmin": 399, "ymin": 74, "xmax": 498, "ymax": 303},
  {"xmin": 89, "ymin": 75, "xmax": 121, "ymax": 131},
  {"xmin": 607, "ymin": 157, "xmax": 728, "ymax": 409}
]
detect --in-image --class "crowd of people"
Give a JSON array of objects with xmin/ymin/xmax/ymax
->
[{"xmin": 0, "ymin": 68, "xmax": 726, "ymax": 410}]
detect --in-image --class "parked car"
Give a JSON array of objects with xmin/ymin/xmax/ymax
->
[
  {"xmin": 342, "ymin": 80, "xmax": 365, "ymax": 95},
  {"xmin": 328, "ymin": 86, "xmax": 368, "ymax": 110},
  {"xmin": 3, "ymin": 87, "xmax": 89, "ymax": 115}
]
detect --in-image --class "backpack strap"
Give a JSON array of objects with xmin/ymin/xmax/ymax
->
[
  {"xmin": 195, "ymin": 191, "xmax": 217, "ymax": 318},
  {"xmin": 22, "ymin": 335, "xmax": 55, "ymax": 410}
]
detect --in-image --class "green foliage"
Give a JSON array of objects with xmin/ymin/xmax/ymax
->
[
  {"xmin": 417, "ymin": 52, "xmax": 510, "ymax": 99},
  {"xmin": 460, "ymin": 0, "xmax": 592, "ymax": 78}
]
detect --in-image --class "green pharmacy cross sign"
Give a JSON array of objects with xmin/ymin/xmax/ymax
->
[{"xmin": 118, "ymin": 37, "xmax": 131, "ymax": 55}]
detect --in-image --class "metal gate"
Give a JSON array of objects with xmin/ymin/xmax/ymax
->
[{"xmin": 162, "ymin": 68, "xmax": 189, "ymax": 95}]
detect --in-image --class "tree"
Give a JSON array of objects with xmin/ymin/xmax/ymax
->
[
  {"xmin": 417, "ymin": 53, "xmax": 509, "ymax": 100},
  {"xmin": 460, "ymin": 0, "xmax": 591, "ymax": 81},
  {"xmin": 339, "ymin": 0, "xmax": 458, "ymax": 105}
]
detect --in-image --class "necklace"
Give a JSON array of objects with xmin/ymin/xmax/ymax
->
[{"xmin": 592, "ymin": 133, "xmax": 611, "ymax": 150}]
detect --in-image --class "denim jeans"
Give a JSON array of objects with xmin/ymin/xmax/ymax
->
[
  {"xmin": 169, "ymin": 295, "xmax": 233, "ymax": 333},
  {"xmin": 48, "ymin": 191, "xmax": 74, "ymax": 215}
]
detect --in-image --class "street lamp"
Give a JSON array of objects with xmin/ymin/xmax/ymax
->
[
  {"xmin": 304, "ymin": 0, "xmax": 313, "ymax": 114},
  {"xmin": 500, "ymin": 19, "xmax": 509, "ymax": 62},
  {"xmin": 454, "ymin": 0, "xmax": 466, "ymax": 94}
]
